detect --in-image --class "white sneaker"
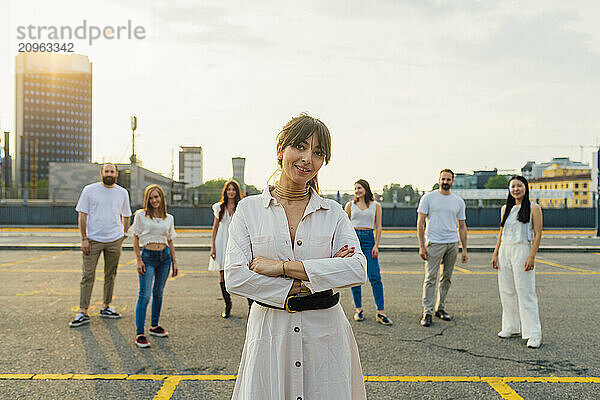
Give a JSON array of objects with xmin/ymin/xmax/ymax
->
[
  {"xmin": 527, "ymin": 337, "xmax": 542, "ymax": 348},
  {"xmin": 497, "ymin": 331, "xmax": 520, "ymax": 338}
]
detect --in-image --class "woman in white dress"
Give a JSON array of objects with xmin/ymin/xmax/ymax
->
[
  {"xmin": 225, "ymin": 113, "xmax": 368, "ymax": 400},
  {"xmin": 209, "ymin": 179, "xmax": 244, "ymax": 318},
  {"xmin": 491, "ymin": 176, "xmax": 543, "ymax": 348}
]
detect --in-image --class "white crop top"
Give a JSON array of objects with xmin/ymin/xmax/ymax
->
[
  {"xmin": 350, "ymin": 201, "xmax": 377, "ymax": 229},
  {"xmin": 131, "ymin": 210, "xmax": 177, "ymax": 247},
  {"xmin": 501, "ymin": 204, "xmax": 533, "ymax": 245}
]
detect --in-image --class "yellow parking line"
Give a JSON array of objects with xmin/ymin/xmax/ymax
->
[
  {"xmin": 3, "ymin": 374, "xmax": 597, "ymax": 382},
  {"xmin": 0, "ymin": 250, "xmax": 72, "ymax": 268},
  {"xmin": 454, "ymin": 266, "xmax": 473, "ymax": 274},
  {"xmin": 0, "ymin": 374, "xmax": 34, "ymax": 379},
  {"xmin": 364, "ymin": 375, "xmax": 481, "ymax": 382},
  {"xmin": 504, "ymin": 376, "xmax": 600, "ymax": 383},
  {"xmin": 153, "ymin": 376, "xmax": 183, "ymax": 400},
  {"xmin": 32, "ymin": 374, "xmax": 74, "ymax": 380},
  {"xmin": 535, "ymin": 258, "xmax": 597, "ymax": 273},
  {"xmin": 483, "ymin": 378, "xmax": 523, "ymax": 399},
  {"xmin": 71, "ymin": 374, "xmax": 128, "ymax": 380},
  {"xmin": 126, "ymin": 375, "xmax": 168, "ymax": 380},
  {"xmin": 1, "ymin": 373, "xmax": 597, "ymax": 400},
  {"xmin": 118, "ymin": 259, "xmax": 137, "ymax": 267},
  {"xmin": 1, "ymin": 269, "xmax": 598, "ymax": 277}
]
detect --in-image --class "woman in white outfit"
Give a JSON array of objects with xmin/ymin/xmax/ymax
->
[
  {"xmin": 209, "ymin": 179, "xmax": 246, "ymax": 318},
  {"xmin": 491, "ymin": 176, "xmax": 543, "ymax": 348},
  {"xmin": 225, "ymin": 113, "xmax": 368, "ymax": 400}
]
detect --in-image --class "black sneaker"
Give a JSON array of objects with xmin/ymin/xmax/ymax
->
[
  {"xmin": 376, "ymin": 314, "xmax": 393, "ymax": 326},
  {"xmin": 353, "ymin": 311, "xmax": 364, "ymax": 321},
  {"xmin": 435, "ymin": 309, "xmax": 452, "ymax": 321},
  {"xmin": 135, "ymin": 335, "xmax": 150, "ymax": 348},
  {"xmin": 420, "ymin": 313, "xmax": 432, "ymax": 327},
  {"xmin": 100, "ymin": 306, "xmax": 121, "ymax": 319},
  {"xmin": 69, "ymin": 313, "xmax": 90, "ymax": 327},
  {"xmin": 149, "ymin": 326, "xmax": 168, "ymax": 337}
]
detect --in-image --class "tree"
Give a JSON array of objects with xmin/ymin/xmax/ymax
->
[
  {"xmin": 28, "ymin": 178, "xmax": 48, "ymax": 199},
  {"xmin": 485, "ymin": 175, "xmax": 509, "ymax": 189},
  {"xmin": 432, "ymin": 183, "xmax": 439, "ymax": 190},
  {"xmin": 382, "ymin": 183, "xmax": 421, "ymax": 205},
  {"xmin": 189, "ymin": 178, "xmax": 227, "ymax": 205},
  {"xmin": 245, "ymin": 184, "xmax": 261, "ymax": 196}
]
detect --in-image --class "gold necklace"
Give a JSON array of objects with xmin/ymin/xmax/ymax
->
[{"xmin": 274, "ymin": 182, "xmax": 309, "ymax": 201}]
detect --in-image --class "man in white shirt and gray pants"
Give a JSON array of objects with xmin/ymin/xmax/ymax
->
[
  {"xmin": 70, "ymin": 163, "xmax": 132, "ymax": 327},
  {"xmin": 417, "ymin": 169, "xmax": 468, "ymax": 327}
]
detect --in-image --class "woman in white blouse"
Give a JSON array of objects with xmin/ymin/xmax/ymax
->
[
  {"xmin": 209, "ymin": 179, "xmax": 246, "ymax": 318},
  {"xmin": 225, "ymin": 114, "xmax": 368, "ymax": 400},
  {"xmin": 132, "ymin": 185, "xmax": 178, "ymax": 348}
]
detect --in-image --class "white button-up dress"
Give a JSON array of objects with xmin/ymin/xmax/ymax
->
[{"xmin": 225, "ymin": 187, "xmax": 368, "ymax": 400}]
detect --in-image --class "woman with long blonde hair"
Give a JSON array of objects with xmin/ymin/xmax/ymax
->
[
  {"xmin": 209, "ymin": 179, "xmax": 246, "ymax": 318},
  {"xmin": 131, "ymin": 184, "xmax": 178, "ymax": 348}
]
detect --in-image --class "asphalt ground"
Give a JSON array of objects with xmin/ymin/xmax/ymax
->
[
  {"xmin": 0, "ymin": 248, "xmax": 599, "ymax": 399},
  {"xmin": 1, "ymin": 228, "xmax": 600, "ymax": 251}
]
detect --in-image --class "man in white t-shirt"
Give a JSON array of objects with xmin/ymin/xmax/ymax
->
[
  {"xmin": 70, "ymin": 163, "xmax": 132, "ymax": 327},
  {"xmin": 416, "ymin": 169, "xmax": 468, "ymax": 327}
]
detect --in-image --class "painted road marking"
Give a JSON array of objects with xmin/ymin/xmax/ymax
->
[
  {"xmin": 1, "ymin": 269, "xmax": 598, "ymax": 277},
  {"xmin": 0, "ymin": 374, "xmax": 597, "ymax": 400},
  {"xmin": 118, "ymin": 258, "xmax": 137, "ymax": 267},
  {"xmin": 454, "ymin": 266, "xmax": 473, "ymax": 274},
  {"xmin": 535, "ymin": 258, "xmax": 597, "ymax": 274},
  {"xmin": 153, "ymin": 376, "xmax": 182, "ymax": 400},
  {"xmin": 1, "ymin": 373, "xmax": 598, "ymax": 383},
  {"xmin": 484, "ymin": 378, "xmax": 524, "ymax": 400},
  {"xmin": 0, "ymin": 250, "xmax": 72, "ymax": 268},
  {"xmin": 1, "ymin": 228, "xmax": 596, "ymax": 235}
]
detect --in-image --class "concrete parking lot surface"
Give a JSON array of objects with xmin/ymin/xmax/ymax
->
[{"xmin": 0, "ymin": 248, "xmax": 599, "ymax": 399}]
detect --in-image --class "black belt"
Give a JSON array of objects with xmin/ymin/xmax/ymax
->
[{"xmin": 256, "ymin": 289, "xmax": 339, "ymax": 312}]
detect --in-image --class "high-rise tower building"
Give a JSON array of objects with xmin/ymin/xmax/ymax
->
[
  {"xmin": 232, "ymin": 157, "xmax": 246, "ymax": 193},
  {"xmin": 14, "ymin": 53, "xmax": 92, "ymax": 188},
  {"xmin": 179, "ymin": 146, "xmax": 204, "ymax": 187}
]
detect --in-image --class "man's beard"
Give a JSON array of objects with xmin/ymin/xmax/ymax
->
[
  {"xmin": 102, "ymin": 176, "xmax": 116, "ymax": 186},
  {"xmin": 441, "ymin": 183, "xmax": 451, "ymax": 190}
]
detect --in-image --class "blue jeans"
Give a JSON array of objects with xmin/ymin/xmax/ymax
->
[
  {"xmin": 351, "ymin": 229, "xmax": 385, "ymax": 310},
  {"xmin": 135, "ymin": 247, "xmax": 171, "ymax": 335}
]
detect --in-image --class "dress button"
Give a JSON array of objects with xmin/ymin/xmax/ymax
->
[
  {"xmin": 294, "ymin": 327, "xmax": 300, "ymax": 332},
  {"xmin": 295, "ymin": 361, "xmax": 301, "ymax": 367},
  {"xmin": 297, "ymin": 240, "xmax": 302, "ymax": 246}
]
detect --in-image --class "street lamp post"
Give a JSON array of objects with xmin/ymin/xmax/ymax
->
[{"xmin": 130, "ymin": 116, "xmax": 137, "ymax": 165}]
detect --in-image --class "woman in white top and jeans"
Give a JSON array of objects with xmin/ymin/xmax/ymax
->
[
  {"xmin": 225, "ymin": 114, "xmax": 368, "ymax": 399},
  {"xmin": 345, "ymin": 179, "xmax": 392, "ymax": 325},
  {"xmin": 132, "ymin": 184, "xmax": 178, "ymax": 348},
  {"xmin": 492, "ymin": 176, "xmax": 543, "ymax": 348},
  {"xmin": 209, "ymin": 179, "xmax": 250, "ymax": 318}
]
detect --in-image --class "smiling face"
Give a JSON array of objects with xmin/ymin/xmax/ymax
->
[
  {"xmin": 509, "ymin": 178, "xmax": 527, "ymax": 202},
  {"xmin": 278, "ymin": 134, "xmax": 325, "ymax": 188},
  {"xmin": 354, "ymin": 183, "xmax": 366, "ymax": 199},
  {"xmin": 148, "ymin": 189, "xmax": 161, "ymax": 209},
  {"xmin": 226, "ymin": 183, "xmax": 238, "ymax": 199}
]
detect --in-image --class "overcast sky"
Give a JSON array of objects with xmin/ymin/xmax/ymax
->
[{"xmin": 1, "ymin": 0, "xmax": 599, "ymax": 193}]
